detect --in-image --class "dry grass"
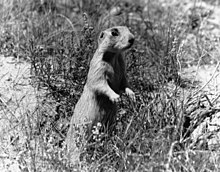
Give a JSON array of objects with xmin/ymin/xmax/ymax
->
[{"xmin": 0, "ymin": 0, "xmax": 220, "ymax": 171}]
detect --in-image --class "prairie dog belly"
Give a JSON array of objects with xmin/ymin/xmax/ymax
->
[{"xmin": 72, "ymin": 86, "xmax": 99, "ymax": 126}]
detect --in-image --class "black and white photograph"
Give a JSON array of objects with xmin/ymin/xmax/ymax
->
[{"xmin": 0, "ymin": 0, "xmax": 220, "ymax": 171}]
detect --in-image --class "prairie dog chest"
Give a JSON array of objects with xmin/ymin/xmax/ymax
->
[{"xmin": 103, "ymin": 52, "xmax": 124, "ymax": 90}]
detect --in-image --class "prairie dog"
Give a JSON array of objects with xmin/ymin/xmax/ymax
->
[{"xmin": 66, "ymin": 26, "xmax": 135, "ymax": 163}]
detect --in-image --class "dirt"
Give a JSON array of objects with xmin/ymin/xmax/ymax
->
[{"xmin": 0, "ymin": 55, "xmax": 39, "ymax": 172}]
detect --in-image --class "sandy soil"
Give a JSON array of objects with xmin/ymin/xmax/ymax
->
[{"xmin": 0, "ymin": 55, "xmax": 39, "ymax": 172}]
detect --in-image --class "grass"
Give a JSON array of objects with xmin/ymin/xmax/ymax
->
[{"xmin": 0, "ymin": 0, "xmax": 220, "ymax": 171}]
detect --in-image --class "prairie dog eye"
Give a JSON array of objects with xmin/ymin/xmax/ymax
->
[
  {"xmin": 99, "ymin": 32, "xmax": 104, "ymax": 39},
  {"xmin": 111, "ymin": 28, "xmax": 119, "ymax": 36}
]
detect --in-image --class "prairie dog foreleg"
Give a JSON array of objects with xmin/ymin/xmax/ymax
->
[{"xmin": 87, "ymin": 62, "xmax": 120, "ymax": 103}]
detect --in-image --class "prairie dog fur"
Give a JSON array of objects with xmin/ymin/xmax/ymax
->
[{"xmin": 66, "ymin": 26, "xmax": 135, "ymax": 163}]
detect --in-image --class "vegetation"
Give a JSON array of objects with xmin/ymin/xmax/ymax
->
[{"xmin": 0, "ymin": 0, "xmax": 220, "ymax": 171}]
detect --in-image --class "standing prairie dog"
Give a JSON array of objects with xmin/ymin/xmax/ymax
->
[{"xmin": 66, "ymin": 26, "xmax": 135, "ymax": 164}]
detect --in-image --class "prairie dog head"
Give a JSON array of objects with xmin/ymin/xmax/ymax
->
[{"xmin": 98, "ymin": 26, "xmax": 134, "ymax": 53}]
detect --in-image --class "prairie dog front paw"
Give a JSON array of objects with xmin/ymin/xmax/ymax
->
[
  {"xmin": 109, "ymin": 93, "xmax": 120, "ymax": 103},
  {"xmin": 125, "ymin": 88, "xmax": 135, "ymax": 102}
]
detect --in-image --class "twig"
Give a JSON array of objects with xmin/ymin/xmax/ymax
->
[
  {"xmin": 204, "ymin": 94, "xmax": 213, "ymax": 107},
  {"xmin": 192, "ymin": 52, "xmax": 206, "ymax": 85},
  {"xmin": 165, "ymin": 141, "xmax": 177, "ymax": 172},
  {"xmin": 212, "ymin": 93, "xmax": 220, "ymax": 104}
]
